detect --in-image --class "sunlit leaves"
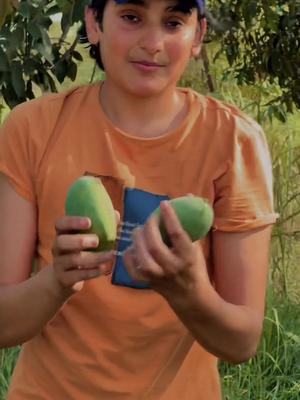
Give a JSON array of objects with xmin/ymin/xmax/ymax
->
[
  {"xmin": 0, "ymin": 0, "xmax": 89, "ymax": 108},
  {"xmin": 208, "ymin": 0, "xmax": 300, "ymax": 120}
]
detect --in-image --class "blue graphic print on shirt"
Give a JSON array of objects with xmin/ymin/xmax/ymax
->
[{"xmin": 112, "ymin": 188, "xmax": 169, "ymax": 289}]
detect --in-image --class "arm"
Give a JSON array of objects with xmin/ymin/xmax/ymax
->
[
  {"xmin": 0, "ymin": 172, "xmax": 58, "ymax": 348},
  {"xmin": 123, "ymin": 201, "xmax": 273, "ymax": 364},
  {"xmin": 0, "ymin": 174, "xmax": 114, "ymax": 348},
  {"xmin": 163, "ymin": 226, "xmax": 272, "ymax": 364}
]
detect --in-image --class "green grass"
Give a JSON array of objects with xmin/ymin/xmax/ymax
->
[
  {"xmin": 0, "ymin": 348, "xmax": 20, "ymax": 400},
  {"xmin": 1, "ymin": 303, "xmax": 299, "ymax": 400},
  {"xmin": 220, "ymin": 302, "xmax": 300, "ymax": 400},
  {"xmin": 1, "ymin": 23, "xmax": 300, "ymax": 400}
]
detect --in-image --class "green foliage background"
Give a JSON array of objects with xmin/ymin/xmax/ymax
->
[
  {"xmin": 0, "ymin": 0, "xmax": 299, "ymax": 121},
  {"xmin": 208, "ymin": 0, "xmax": 300, "ymax": 121}
]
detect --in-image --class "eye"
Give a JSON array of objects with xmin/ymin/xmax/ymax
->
[
  {"xmin": 121, "ymin": 14, "xmax": 140, "ymax": 24},
  {"xmin": 166, "ymin": 20, "xmax": 183, "ymax": 30}
]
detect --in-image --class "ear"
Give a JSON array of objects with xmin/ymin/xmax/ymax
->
[
  {"xmin": 84, "ymin": 6, "xmax": 102, "ymax": 45},
  {"xmin": 191, "ymin": 18, "xmax": 207, "ymax": 58}
]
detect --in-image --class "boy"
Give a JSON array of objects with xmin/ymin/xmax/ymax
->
[{"xmin": 0, "ymin": 0, "xmax": 278, "ymax": 399}]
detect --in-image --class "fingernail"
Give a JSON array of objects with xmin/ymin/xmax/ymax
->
[
  {"xmin": 81, "ymin": 217, "xmax": 91, "ymax": 228},
  {"xmin": 84, "ymin": 236, "xmax": 99, "ymax": 247}
]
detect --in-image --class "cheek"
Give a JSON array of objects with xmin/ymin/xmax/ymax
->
[
  {"xmin": 100, "ymin": 35, "xmax": 130, "ymax": 71},
  {"xmin": 103, "ymin": 28, "xmax": 136, "ymax": 58},
  {"xmin": 102, "ymin": 38, "xmax": 124, "ymax": 59},
  {"xmin": 167, "ymin": 31, "xmax": 196, "ymax": 63},
  {"xmin": 167, "ymin": 42, "xmax": 191, "ymax": 65}
]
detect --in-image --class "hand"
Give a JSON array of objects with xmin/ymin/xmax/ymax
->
[
  {"xmin": 51, "ymin": 215, "xmax": 117, "ymax": 295},
  {"xmin": 123, "ymin": 200, "xmax": 210, "ymax": 298}
]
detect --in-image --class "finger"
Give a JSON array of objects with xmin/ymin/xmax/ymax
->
[
  {"xmin": 53, "ymin": 233, "xmax": 99, "ymax": 255},
  {"xmin": 115, "ymin": 210, "xmax": 121, "ymax": 226},
  {"xmin": 131, "ymin": 227, "xmax": 166, "ymax": 279},
  {"xmin": 56, "ymin": 250, "xmax": 114, "ymax": 272},
  {"xmin": 55, "ymin": 216, "xmax": 91, "ymax": 234},
  {"xmin": 58, "ymin": 266, "xmax": 107, "ymax": 288},
  {"xmin": 143, "ymin": 217, "xmax": 181, "ymax": 278},
  {"xmin": 160, "ymin": 201, "xmax": 194, "ymax": 259},
  {"xmin": 122, "ymin": 246, "xmax": 147, "ymax": 281}
]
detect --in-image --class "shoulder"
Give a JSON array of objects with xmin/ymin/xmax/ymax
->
[
  {"xmin": 0, "ymin": 84, "xmax": 99, "ymax": 170},
  {"xmin": 5, "ymin": 84, "xmax": 97, "ymax": 125},
  {"xmin": 1, "ymin": 83, "xmax": 98, "ymax": 149},
  {"xmin": 181, "ymin": 88, "xmax": 272, "ymax": 172},
  {"xmin": 185, "ymin": 87, "xmax": 264, "ymax": 141}
]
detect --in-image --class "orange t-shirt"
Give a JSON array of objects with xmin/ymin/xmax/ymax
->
[{"xmin": 0, "ymin": 83, "xmax": 278, "ymax": 399}]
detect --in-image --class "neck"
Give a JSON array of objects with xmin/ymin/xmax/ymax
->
[{"xmin": 99, "ymin": 79, "xmax": 188, "ymax": 139}]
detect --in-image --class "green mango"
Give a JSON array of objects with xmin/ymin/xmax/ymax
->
[
  {"xmin": 65, "ymin": 176, "xmax": 117, "ymax": 252},
  {"xmin": 151, "ymin": 196, "xmax": 214, "ymax": 247}
]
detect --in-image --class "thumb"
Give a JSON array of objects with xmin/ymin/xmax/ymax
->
[{"xmin": 115, "ymin": 210, "xmax": 121, "ymax": 225}]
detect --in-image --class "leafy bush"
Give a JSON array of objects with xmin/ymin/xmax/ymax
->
[
  {"xmin": 1, "ymin": 0, "xmax": 299, "ymax": 123},
  {"xmin": 207, "ymin": 0, "xmax": 300, "ymax": 121},
  {"xmin": 0, "ymin": 0, "xmax": 89, "ymax": 108}
]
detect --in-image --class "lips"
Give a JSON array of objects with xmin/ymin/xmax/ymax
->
[{"xmin": 132, "ymin": 60, "xmax": 165, "ymax": 67}]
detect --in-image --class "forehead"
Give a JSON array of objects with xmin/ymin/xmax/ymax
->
[{"xmin": 113, "ymin": 0, "xmax": 200, "ymax": 11}]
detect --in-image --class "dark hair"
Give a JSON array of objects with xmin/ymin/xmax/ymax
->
[
  {"xmin": 78, "ymin": 0, "xmax": 107, "ymax": 70},
  {"xmin": 78, "ymin": 0, "xmax": 205, "ymax": 71}
]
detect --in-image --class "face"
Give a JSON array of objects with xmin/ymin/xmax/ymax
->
[{"xmin": 85, "ymin": 0, "xmax": 206, "ymax": 98}]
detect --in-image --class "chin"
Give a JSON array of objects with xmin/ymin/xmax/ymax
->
[{"xmin": 125, "ymin": 79, "xmax": 172, "ymax": 98}]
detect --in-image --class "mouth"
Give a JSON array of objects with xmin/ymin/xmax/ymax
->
[
  {"xmin": 131, "ymin": 60, "xmax": 165, "ymax": 67},
  {"xmin": 130, "ymin": 60, "xmax": 166, "ymax": 73}
]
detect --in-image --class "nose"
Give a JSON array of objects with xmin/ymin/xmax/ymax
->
[{"xmin": 139, "ymin": 27, "xmax": 164, "ymax": 55}]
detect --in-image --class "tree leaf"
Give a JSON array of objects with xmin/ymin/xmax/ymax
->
[
  {"xmin": 0, "ymin": 0, "xmax": 13, "ymax": 29},
  {"xmin": 67, "ymin": 61, "xmax": 77, "ymax": 81},
  {"xmin": 23, "ymin": 58, "xmax": 37, "ymax": 75},
  {"xmin": 273, "ymin": 105, "xmax": 287, "ymax": 123},
  {"xmin": 0, "ymin": 25, "xmax": 11, "ymax": 42},
  {"xmin": 54, "ymin": 59, "xmax": 68, "ymax": 83},
  {"xmin": 25, "ymin": 79, "xmax": 35, "ymax": 99},
  {"xmin": 56, "ymin": 0, "xmax": 73, "ymax": 11},
  {"xmin": 36, "ymin": 41, "xmax": 53, "ymax": 63},
  {"xmin": 60, "ymin": 11, "xmax": 70, "ymax": 33},
  {"xmin": 11, "ymin": 60, "xmax": 25, "ymax": 98},
  {"xmin": 72, "ymin": 0, "xmax": 90, "ymax": 23},
  {"xmin": 27, "ymin": 21, "xmax": 42, "ymax": 40},
  {"xmin": 37, "ymin": 29, "xmax": 54, "ymax": 63},
  {"xmin": 36, "ymin": 14, "xmax": 52, "ymax": 30},
  {"xmin": 9, "ymin": 25, "xmax": 24, "ymax": 51},
  {"xmin": 72, "ymin": 50, "xmax": 83, "ymax": 61},
  {"xmin": 2, "ymin": 82, "xmax": 21, "ymax": 108},
  {"xmin": 45, "ymin": 72, "xmax": 58, "ymax": 92},
  {"xmin": 45, "ymin": 5, "xmax": 61, "ymax": 16},
  {"xmin": 18, "ymin": 2, "xmax": 31, "ymax": 19},
  {"xmin": 0, "ymin": 47, "xmax": 9, "ymax": 71}
]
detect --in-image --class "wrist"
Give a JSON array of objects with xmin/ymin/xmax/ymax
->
[
  {"xmin": 42, "ymin": 265, "xmax": 74, "ymax": 302},
  {"xmin": 165, "ymin": 271, "xmax": 220, "ymax": 323}
]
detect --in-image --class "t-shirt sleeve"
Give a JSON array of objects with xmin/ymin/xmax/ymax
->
[
  {"xmin": 0, "ymin": 105, "xmax": 36, "ymax": 203},
  {"xmin": 212, "ymin": 117, "xmax": 279, "ymax": 232}
]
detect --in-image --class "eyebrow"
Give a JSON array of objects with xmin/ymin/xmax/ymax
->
[{"xmin": 116, "ymin": 0, "xmax": 194, "ymax": 14}]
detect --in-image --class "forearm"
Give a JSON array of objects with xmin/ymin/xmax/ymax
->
[
  {"xmin": 165, "ymin": 282, "xmax": 264, "ymax": 364},
  {"xmin": 0, "ymin": 266, "xmax": 72, "ymax": 348}
]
